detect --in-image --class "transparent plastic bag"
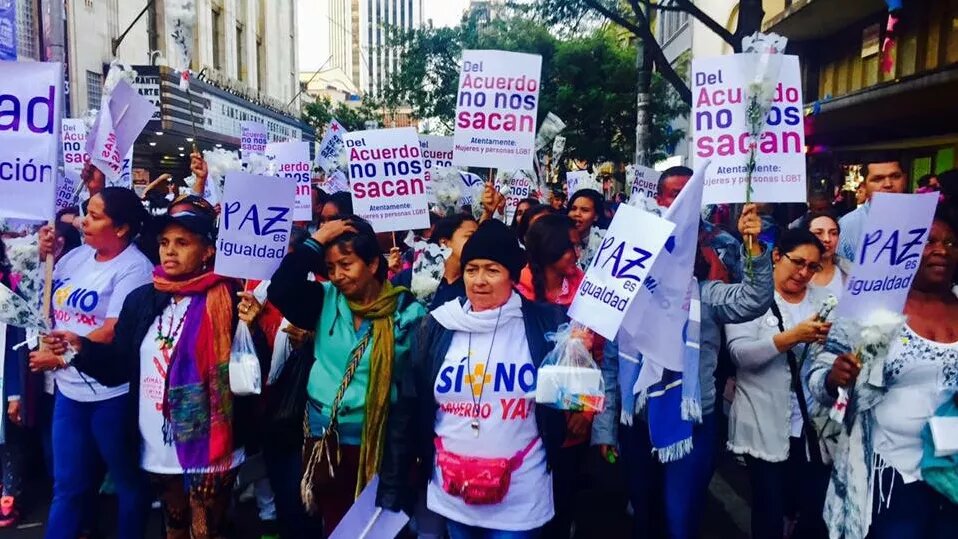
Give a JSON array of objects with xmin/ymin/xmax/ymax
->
[
  {"xmin": 535, "ymin": 323, "xmax": 605, "ymax": 412},
  {"xmin": 229, "ymin": 321, "xmax": 261, "ymax": 396}
]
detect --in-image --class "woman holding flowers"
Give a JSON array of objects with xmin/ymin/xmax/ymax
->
[{"xmin": 808, "ymin": 209, "xmax": 958, "ymax": 538}]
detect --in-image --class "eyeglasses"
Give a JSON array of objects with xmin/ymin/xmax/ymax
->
[{"xmin": 782, "ymin": 253, "xmax": 824, "ymax": 274}]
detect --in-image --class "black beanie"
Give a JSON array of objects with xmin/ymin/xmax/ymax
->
[{"xmin": 460, "ymin": 219, "xmax": 526, "ymax": 281}]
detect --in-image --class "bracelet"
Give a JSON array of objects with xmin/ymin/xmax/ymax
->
[{"xmin": 60, "ymin": 344, "xmax": 78, "ymax": 367}]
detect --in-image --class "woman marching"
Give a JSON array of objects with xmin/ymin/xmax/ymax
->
[
  {"xmin": 267, "ymin": 216, "xmax": 426, "ymax": 535},
  {"xmin": 43, "ymin": 199, "xmax": 258, "ymax": 538},
  {"xmin": 725, "ymin": 229, "xmax": 833, "ymax": 539},
  {"xmin": 808, "ymin": 209, "xmax": 958, "ymax": 539},
  {"xmin": 29, "ymin": 187, "xmax": 155, "ymax": 538},
  {"xmin": 377, "ymin": 219, "xmax": 569, "ymax": 538},
  {"xmin": 566, "ymin": 189, "xmax": 607, "ymax": 270},
  {"xmin": 802, "ymin": 211, "xmax": 848, "ymax": 298}
]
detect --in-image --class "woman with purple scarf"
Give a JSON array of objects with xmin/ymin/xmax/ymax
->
[{"xmin": 45, "ymin": 199, "xmax": 264, "ymax": 538}]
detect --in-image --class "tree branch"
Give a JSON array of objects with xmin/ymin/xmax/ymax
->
[
  {"xmin": 582, "ymin": 0, "xmax": 691, "ymax": 104},
  {"xmin": 671, "ymin": 0, "xmax": 736, "ymax": 46}
]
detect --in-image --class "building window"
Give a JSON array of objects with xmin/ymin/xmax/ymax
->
[
  {"xmin": 257, "ymin": 38, "xmax": 265, "ymax": 90},
  {"xmin": 86, "ymin": 70, "xmax": 103, "ymax": 111},
  {"xmin": 663, "ymin": 10, "xmax": 689, "ymax": 42},
  {"xmin": 237, "ymin": 25, "xmax": 245, "ymax": 81},
  {"xmin": 212, "ymin": 8, "xmax": 223, "ymax": 70},
  {"xmin": 16, "ymin": 0, "xmax": 38, "ymax": 60}
]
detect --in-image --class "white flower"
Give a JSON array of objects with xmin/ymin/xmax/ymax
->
[
  {"xmin": 859, "ymin": 309, "xmax": 906, "ymax": 346},
  {"xmin": 409, "ymin": 242, "xmax": 450, "ymax": 304},
  {"xmin": 245, "ymin": 152, "xmax": 275, "ymax": 176},
  {"xmin": 103, "ymin": 60, "xmax": 138, "ymax": 97}
]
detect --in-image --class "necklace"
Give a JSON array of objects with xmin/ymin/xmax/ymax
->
[
  {"xmin": 155, "ymin": 298, "xmax": 189, "ymax": 351},
  {"xmin": 465, "ymin": 307, "xmax": 502, "ymax": 437}
]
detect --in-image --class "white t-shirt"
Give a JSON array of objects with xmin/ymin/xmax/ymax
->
[
  {"xmin": 427, "ymin": 313, "xmax": 553, "ymax": 531},
  {"xmin": 52, "ymin": 244, "xmax": 153, "ymax": 402},
  {"xmin": 873, "ymin": 326, "xmax": 958, "ymax": 482},
  {"xmin": 776, "ymin": 294, "xmax": 816, "ymax": 439},
  {"xmin": 138, "ymin": 298, "xmax": 245, "ymax": 474},
  {"xmin": 811, "ymin": 267, "xmax": 844, "ymax": 299}
]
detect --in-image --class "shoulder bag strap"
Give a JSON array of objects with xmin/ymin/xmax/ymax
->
[{"xmin": 768, "ymin": 300, "xmax": 824, "ymax": 465}]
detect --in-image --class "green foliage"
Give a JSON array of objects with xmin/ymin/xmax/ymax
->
[
  {"xmin": 302, "ymin": 96, "xmax": 384, "ymax": 135},
  {"xmin": 383, "ymin": 13, "xmax": 686, "ymax": 163}
]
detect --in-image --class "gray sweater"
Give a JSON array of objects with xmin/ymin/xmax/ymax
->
[{"xmin": 593, "ymin": 247, "xmax": 773, "ymax": 446}]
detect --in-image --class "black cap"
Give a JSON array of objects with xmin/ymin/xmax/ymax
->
[
  {"xmin": 153, "ymin": 199, "xmax": 217, "ymax": 245},
  {"xmin": 460, "ymin": 219, "xmax": 525, "ymax": 281}
]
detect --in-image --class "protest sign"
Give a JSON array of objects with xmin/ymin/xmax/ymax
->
[
  {"xmin": 566, "ymin": 170, "xmax": 592, "ymax": 196},
  {"xmin": 87, "ymin": 79, "xmax": 155, "ymax": 182},
  {"xmin": 568, "ymin": 204, "xmax": 675, "ymax": 340},
  {"xmin": 691, "ymin": 54, "xmax": 805, "ymax": 205},
  {"xmin": 628, "ymin": 164, "xmax": 660, "ymax": 205},
  {"xmin": 316, "ymin": 169, "xmax": 350, "ymax": 195},
  {"xmin": 453, "ymin": 50, "xmax": 542, "ymax": 170},
  {"xmin": 241, "ymin": 121, "xmax": 267, "ymax": 156},
  {"xmin": 494, "ymin": 171, "xmax": 536, "ymax": 225},
  {"xmin": 315, "ymin": 119, "xmax": 346, "ymax": 171},
  {"xmin": 62, "ymin": 119, "xmax": 88, "ymax": 175},
  {"xmin": 836, "ymin": 192, "xmax": 938, "ymax": 319},
  {"xmin": 329, "ymin": 476, "xmax": 409, "ymax": 539},
  {"xmin": 215, "ymin": 172, "xmax": 296, "ymax": 280},
  {"xmin": 55, "ymin": 172, "xmax": 82, "ymax": 213},
  {"xmin": 345, "ymin": 127, "xmax": 430, "ymax": 233},
  {"xmin": 267, "ymin": 141, "xmax": 312, "ymax": 221},
  {"xmin": 420, "ymin": 134, "xmax": 454, "ymax": 198},
  {"xmin": 107, "ymin": 147, "xmax": 134, "ymax": 188},
  {"xmin": 0, "ymin": 61, "xmax": 63, "ymax": 221}
]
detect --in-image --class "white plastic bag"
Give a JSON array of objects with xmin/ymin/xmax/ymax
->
[
  {"xmin": 229, "ymin": 321, "xmax": 261, "ymax": 396},
  {"xmin": 535, "ymin": 323, "xmax": 605, "ymax": 412}
]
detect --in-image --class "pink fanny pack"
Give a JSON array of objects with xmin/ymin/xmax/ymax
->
[{"xmin": 434, "ymin": 437, "xmax": 539, "ymax": 505}]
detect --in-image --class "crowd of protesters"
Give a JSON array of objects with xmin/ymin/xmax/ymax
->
[{"xmin": 0, "ymin": 152, "xmax": 955, "ymax": 539}]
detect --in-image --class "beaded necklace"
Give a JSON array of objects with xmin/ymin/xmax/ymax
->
[{"xmin": 155, "ymin": 298, "xmax": 190, "ymax": 351}]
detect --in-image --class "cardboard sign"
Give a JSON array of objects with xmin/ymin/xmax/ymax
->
[
  {"xmin": 0, "ymin": 61, "xmax": 63, "ymax": 221},
  {"xmin": 345, "ymin": 127, "xmax": 430, "ymax": 233},
  {"xmin": 215, "ymin": 172, "xmax": 296, "ymax": 280},
  {"xmin": 453, "ymin": 50, "xmax": 542, "ymax": 170},
  {"xmin": 328, "ymin": 476, "xmax": 409, "ymax": 539},
  {"xmin": 87, "ymin": 80, "xmax": 155, "ymax": 181},
  {"xmin": 566, "ymin": 170, "xmax": 592, "ymax": 197},
  {"xmin": 691, "ymin": 54, "xmax": 806, "ymax": 205},
  {"xmin": 495, "ymin": 171, "xmax": 535, "ymax": 225},
  {"xmin": 836, "ymin": 192, "xmax": 939, "ymax": 319},
  {"xmin": 420, "ymin": 135, "xmax": 454, "ymax": 198},
  {"xmin": 568, "ymin": 204, "xmax": 675, "ymax": 340},
  {"xmin": 241, "ymin": 121, "xmax": 267, "ymax": 156},
  {"xmin": 316, "ymin": 169, "xmax": 349, "ymax": 194},
  {"xmin": 267, "ymin": 141, "xmax": 312, "ymax": 222},
  {"xmin": 61, "ymin": 119, "xmax": 88, "ymax": 175},
  {"xmin": 315, "ymin": 119, "xmax": 346, "ymax": 172},
  {"xmin": 628, "ymin": 164, "xmax": 660, "ymax": 205},
  {"xmin": 55, "ymin": 171, "xmax": 82, "ymax": 213}
]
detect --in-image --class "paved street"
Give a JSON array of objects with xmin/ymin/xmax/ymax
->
[{"xmin": 2, "ymin": 450, "xmax": 752, "ymax": 538}]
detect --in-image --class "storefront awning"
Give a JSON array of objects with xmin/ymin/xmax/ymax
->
[{"xmin": 763, "ymin": 0, "xmax": 885, "ymax": 42}]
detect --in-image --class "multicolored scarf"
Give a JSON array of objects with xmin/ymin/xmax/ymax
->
[{"xmin": 153, "ymin": 267, "xmax": 237, "ymax": 473}]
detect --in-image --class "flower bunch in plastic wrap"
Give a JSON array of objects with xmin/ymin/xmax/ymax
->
[
  {"xmin": 405, "ymin": 232, "xmax": 452, "ymax": 306},
  {"xmin": 103, "ymin": 61, "xmax": 138, "ymax": 97},
  {"xmin": 430, "ymin": 167, "xmax": 464, "ymax": 217},
  {"xmin": 245, "ymin": 152, "xmax": 275, "ymax": 177},
  {"xmin": 536, "ymin": 323, "xmax": 604, "ymax": 412}
]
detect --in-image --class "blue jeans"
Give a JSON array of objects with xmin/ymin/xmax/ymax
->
[
  {"xmin": 745, "ymin": 437, "xmax": 829, "ymax": 539},
  {"xmin": 620, "ymin": 412, "xmax": 718, "ymax": 539},
  {"xmin": 46, "ymin": 392, "xmax": 149, "ymax": 539},
  {"xmin": 868, "ymin": 465, "xmax": 958, "ymax": 539},
  {"xmin": 446, "ymin": 521, "xmax": 541, "ymax": 539}
]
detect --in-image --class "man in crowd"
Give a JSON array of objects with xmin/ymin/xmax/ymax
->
[{"xmin": 838, "ymin": 157, "xmax": 908, "ymax": 262}]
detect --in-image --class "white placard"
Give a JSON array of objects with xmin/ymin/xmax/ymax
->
[
  {"xmin": 691, "ymin": 54, "xmax": 806, "ymax": 205},
  {"xmin": 453, "ymin": 50, "xmax": 542, "ymax": 171},
  {"xmin": 316, "ymin": 169, "xmax": 349, "ymax": 195},
  {"xmin": 55, "ymin": 171, "xmax": 81, "ymax": 213},
  {"xmin": 345, "ymin": 127, "xmax": 430, "ymax": 233},
  {"xmin": 494, "ymin": 171, "xmax": 535, "ymax": 225},
  {"xmin": 87, "ymin": 80, "xmax": 154, "ymax": 182},
  {"xmin": 568, "ymin": 204, "xmax": 675, "ymax": 340},
  {"xmin": 107, "ymin": 146, "xmax": 134, "ymax": 188},
  {"xmin": 836, "ymin": 192, "xmax": 939, "ymax": 319},
  {"xmin": 241, "ymin": 121, "xmax": 267, "ymax": 156},
  {"xmin": 566, "ymin": 170, "xmax": 592, "ymax": 196},
  {"xmin": 629, "ymin": 164, "xmax": 660, "ymax": 205},
  {"xmin": 315, "ymin": 119, "xmax": 346, "ymax": 172},
  {"xmin": 215, "ymin": 172, "xmax": 297, "ymax": 280},
  {"xmin": 420, "ymin": 134, "xmax": 454, "ymax": 199},
  {"xmin": 267, "ymin": 141, "xmax": 312, "ymax": 222},
  {"xmin": 62, "ymin": 118, "xmax": 88, "ymax": 175},
  {"xmin": 0, "ymin": 61, "xmax": 63, "ymax": 221}
]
